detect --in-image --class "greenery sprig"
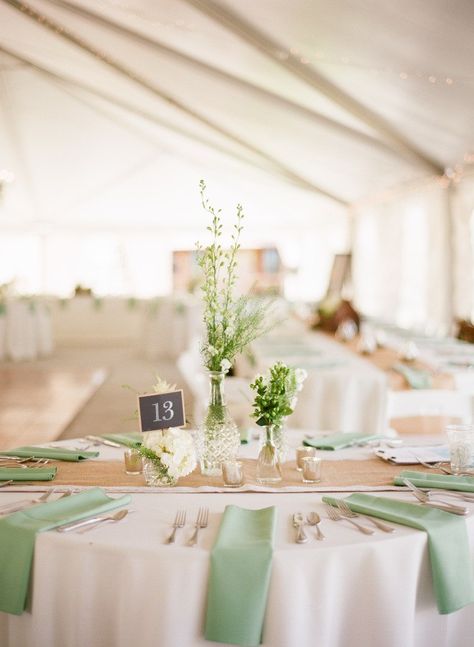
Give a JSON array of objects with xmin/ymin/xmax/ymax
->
[
  {"xmin": 250, "ymin": 362, "xmax": 307, "ymax": 428},
  {"xmin": 196, "ymin": 180, "xmax": 273, "ymax": 372},
  {"xmin": 135, "ymin": 446, "xmax": 175, "ymax": 485}
]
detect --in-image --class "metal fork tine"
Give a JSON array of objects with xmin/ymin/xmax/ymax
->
[
  {"xmin": 338, "ymin": 499, "xmax": 395, "ymax": 533},
  {"xmin": 166, "ymin": 509, "xmax": 186, "ymax": 544},
  {"xmin": 325, "ymin": 502, "xmax": 374, "ymax": 535}
]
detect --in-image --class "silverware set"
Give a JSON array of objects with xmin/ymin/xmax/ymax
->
[
  {"xmin": 56, "ymin": 509, "xmax": 130, "ymax": 533},
  {"xmin": 0, "ymin": 456, "xmax": 51, "ymax": 468},
  {"xmin": 165, "ymin": 507, "xmax": 209, "ymax": 546},
  {"xmin": 292, "ymin": 511, "xmax": 325, "ymax": 542}
]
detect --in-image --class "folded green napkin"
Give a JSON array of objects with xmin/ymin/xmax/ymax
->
[
  {"xmin": 303, "ymin": 432, "xmax": 380, "ymax": 450},
  {"xmin": 101, "ymin": 433, "xmax": 143, "ymax": 448},
  {"xmin": 0, "ymin": 487, "xmax": 131, "ymax": 615},
  {"xmin": 323, "ymin": 493, "xmax": 474, "ymax": 614},
  {"xmin": 395, "ymin": 470, "xmax": 474, "ymax": 493},
  {"xmin": 0, "ymin": 446, "xmax": 98, "ymax": 462},
  {"xmin": 205, "ymin": 505, "xmax": 277, "ymax": 646},
  {"xmin": 0, "ymin": 467, "xmax": 57, "ymax": 481},
  {"xmin": 392, "ymin": 363, "xmax": 432, "ymax": 389}
]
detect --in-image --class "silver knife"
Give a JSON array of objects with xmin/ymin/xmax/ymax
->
[
  {"xmin": 85, "ymin": 435, "xmax": 121, "ymax": 448},
  {"xmin": 403, "ymin": 478, "xmax": 468, "ymax": 515}
]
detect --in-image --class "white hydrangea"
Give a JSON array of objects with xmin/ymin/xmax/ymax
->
[{"xmin": 143, "ymin": 428, "xmax": 196, "ymax": 478}]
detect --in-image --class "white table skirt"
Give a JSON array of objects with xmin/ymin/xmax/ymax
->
[{"xmin": 0, "ymin": 437, "xmax": 473, "ymax": 647}]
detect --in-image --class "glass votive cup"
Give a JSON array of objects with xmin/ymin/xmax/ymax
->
[
  {"xmin": 446, "ymin": 424, "xmax": 474, "ymax": 474},
  {"xmin": 301, "ymin": 456, "xmax": 322, "ymax": 483},
  {"xmin": 124, "ymin": 449, "xmax": 143, "ymax": 475},
  {"xmin": 222, "ymin": 460, "xmax": 244, "ymax": 487},
  {"xmin": 296, "ymin": 446, "xmax": 316, "ymax": 471}
]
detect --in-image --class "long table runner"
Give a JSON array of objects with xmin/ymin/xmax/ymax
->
[
  {"xmin": 3, "ymin": 457, "xmax": 431, "ymax": 492},
  {"xmin": 345, "ymin": 337, "xmax": 454, "ymax": 390}
]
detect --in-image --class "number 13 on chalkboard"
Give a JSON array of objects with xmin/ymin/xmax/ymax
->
[{"xmin": 138, "ymin": 390, "xmax": 186, "ymax": 432}]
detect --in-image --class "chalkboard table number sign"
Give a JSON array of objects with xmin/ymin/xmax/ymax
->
[{"xmin": 137, "ymin": 390, "xmax": 186, "ymax": 432}]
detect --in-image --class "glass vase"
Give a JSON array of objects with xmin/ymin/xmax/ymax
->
[
  {"xmin": 142, "ymin": 459, "xmax": 177, "ymax": 487},
  {"xmin": 272, "ymin": 422, "xmax": 288, "ymax": 462},
  {"xmin": 256, "ymin": 424, "xmax": 282, "ymax": 484},
  {"xmin": 198, "ymin": 370, "xmax": 240, "ymax": 476}
]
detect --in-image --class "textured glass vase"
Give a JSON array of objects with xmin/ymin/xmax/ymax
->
[
  {"xmin": 272, "ymin": 422, "xmax": 288, "ymax": 462},
  {"xmin": 198, "ymin": 371, "xmax": 240, "ymax": 476},
  {"xmin": 256, "ymin": 424, "xmax": 282, "ymax": 484},
  {"xmin": 142, "ymin": 459, "xmax": 177, "ymax": 487}
]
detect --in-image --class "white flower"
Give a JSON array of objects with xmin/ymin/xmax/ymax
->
[
  {"xmin": 221, "ymin": 358, "xmax": 232, "ymax": 372},
  {"xmin": 207, "ymin": 345, "xmax": 218, "ymax": 356},
  {"xmin": 290, "ymin": 396, "xmax": 298, "ymax": 409},
  {"xmin": 295, "ymin": 368, "xmax": 307, "ymax": 384},
  {"xmin": 142, "ymin": 428, "xmax": 196, "ymax": 478}
]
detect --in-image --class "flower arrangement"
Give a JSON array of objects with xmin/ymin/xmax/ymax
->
[
  {"xmin": 138, "ymin": 428, "xmax": 196, "ymax": 485},
  {"xmin": 135, "ymin": 375, "xmax": 196, "ymax": 485},
  {"xmin": 196, "ymin": 180, "xmax": 272, "ymax": 373},
  {"xmin": 250, "ymin": 362, "xmax": 307, "ymax": 428}
]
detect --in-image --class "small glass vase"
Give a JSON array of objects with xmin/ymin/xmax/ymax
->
[
  {"xmin": 142, "ymin": 459, "xmax": 177, "ymax": 487},
  {"xmin": 198, "ymin": 370, "xmax": 240, "ymax": 476},
  {"xmin": 256, "ymin": 424, "xmax": 282, "ymax": 484},
  {"xmin": 272, "ymin": 422, "xmax": 288, "ymax": 462}
]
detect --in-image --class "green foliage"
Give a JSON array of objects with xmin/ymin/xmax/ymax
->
[
  {"xmin": 196, "ymin": 180, "xmax": 273, "ymax": 372},
  {"xmin": 250, "ymin": 362, "xmax": 304, "ymax": 427},
  {"xmin": 135, "ymin": 446, "xmax": 175, "ymax": 485}
]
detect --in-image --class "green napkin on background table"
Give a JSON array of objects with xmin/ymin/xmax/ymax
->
[
  {"xmin": 0, "ymin": 446, "xmax": 99, "ymax": 462},
  {"xmin": 0, "ymin": 487, "xmax": 131, "ymax": 615},
  {"xmin": 101, "ymin": 432, "xmax": 143, "ymax": 448},
  {"xmin": 304, "ymin": 432, "xmax": 380, "ymax": 450},
  {"xmin": 392, "ymin": 363, "xmax": 432, "ymax": 389},
  {"xmin": 0, "ymin": 467, "xmax": 57, "ymax": 481},
  {"xmin": 323, "ymin": 493, "xmax": 474, "ymax": 614},
  {"xmin": 205, "ymin": 505, "xmax": 277, "ymax": 646},
  {"xmin": 394, "ymin": 470, "xmax": 474, "ymax": 493}
]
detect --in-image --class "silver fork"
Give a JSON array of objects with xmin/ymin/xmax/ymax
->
[
  {"xmin": 166, "ymin": 509, "xmax": 186, "ymax": 544},
  {"xmin": 336, "ymin": 500, "xmax": 395, "ymax": 533},
  {"xmin": 325, "ymin": 504, "xmax": 374, "ymax": 535},
  {"xmin": 187, "ymin": 507, "xmax": 209, "ymax": 546},
  {"xmin": 410, "ymin": 453, "xmax": 474, "ymax": 476},
  {"xmin": 0, "ymin": 488, "xmax": 56, "ymax": 515}
]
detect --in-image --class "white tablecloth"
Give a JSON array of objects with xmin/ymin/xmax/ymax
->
[
  {"xmin": 0, "ymin": 436, "xmax": 473, "ymax": 647},
  {"xmin": 1, "ymin": 299, "xmax": 53, "ymax": 361}
]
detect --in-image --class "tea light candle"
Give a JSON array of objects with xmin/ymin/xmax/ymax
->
[
  {"xmin": 124, "ymin": 449, "xmax": 143, "ymax": 475},
  {"xmin": 301, "ymin": 456, "xmax": 322, "ymax": 483},
  {"xmin": 296, "ymin": 445, "xmax": 316, "ymax": 471},
  {"xmin": 222, "ymin": 460, "xmax": 244, "ymax": 487}
]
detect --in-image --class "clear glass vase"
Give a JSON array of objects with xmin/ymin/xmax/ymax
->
[
  {"xmin": 198, "ymin": 371, "xmax": 240, "ymax": 476},
  {"xmin": 142, "ymin": 459, "xmax": 177, "ymax": 487},
  {"xmin": 272, "ymin": 422, "xmax": 288, "ymax": 462},
  {"xmin": 256, "ymin": 424, "xmax": 282, "ymax": 484}
]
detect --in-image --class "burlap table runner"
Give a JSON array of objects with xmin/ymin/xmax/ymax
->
[
  {"xmin": 17, "ymin": 458, "xmax": 431, "ymax": 491},
  {"xmin": 346, "ymin": 337, "xmax": 454, "ymax": 391}
]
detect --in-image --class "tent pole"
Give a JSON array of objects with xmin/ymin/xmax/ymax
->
[{"xmin": 183, "ymin": 0, "xmax": 444, "ymax": 175}]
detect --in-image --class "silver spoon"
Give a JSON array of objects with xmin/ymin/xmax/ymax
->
[{"xmin": 307, "ymin": 511, "xmax": 325, "ymax": 540}]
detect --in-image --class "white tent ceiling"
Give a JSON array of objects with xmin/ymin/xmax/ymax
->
[{"xmin": 0, "ymin": 0, "xmax": 473, "ymax": 235}]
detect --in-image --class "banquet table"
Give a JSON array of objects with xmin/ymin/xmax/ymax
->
[
  {"xmin": 255, "ymin": 332, "xmax": 388, "ymax": 435},
  {"xmin": 1, "ymin": 432, "xmax": 474, "ymax": 647}
]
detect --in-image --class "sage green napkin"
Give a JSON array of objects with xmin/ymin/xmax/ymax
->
[
  {"xmin": 395, "ymin": 470, "xmax": 474, "ymax": 493},
  {"xmin": 323, "ymin": 493, "xmax": 474, "ymax": 614},
  {"xmin": 101, "ymin": 432, "xmax": 143, "ymax": 448},
  {"xmin": 303, "ymin": 432, "xmax": 380, "ymax": 450},
  {"xmin": 205, "ymin": 505, "xmax": 277, "ymax": 646},
  {"xmin": 392, "ymin": 363, "xmax": 432, "ymax": 389},
  {"xmin": 0, "ymin": 467, "xmax": 57, "ymax": 481},
  {"xmin": 0, "ymin": 446, "xmax": 98, "ymax": 462},
  {"xmin": 0, "ymin": 487, "xmax": 131, "ymax": 615}
]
